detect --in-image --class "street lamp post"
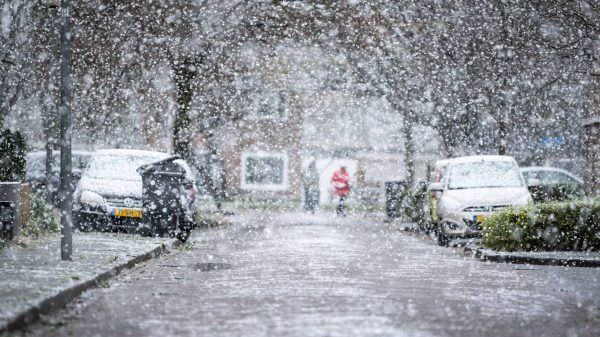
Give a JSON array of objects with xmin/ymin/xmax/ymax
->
[
  {"xmin": 58, "ymin": 0, "xmax": 72, "ymax": 261},
  {"xmin": 44, "ymin": 0, "xmax": 59, "ymax": 205}
]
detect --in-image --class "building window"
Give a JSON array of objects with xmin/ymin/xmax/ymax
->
[
  {"xmin": 236, "ymin": 74, "xmax": 289, "ymax": 121},
  {"xmin": 241, "ymin": 152, "xmax": 288, "ymax": 191},
  {"xmin": 245, "ymin": 91, "xmax": 288, "ymax": 121}
]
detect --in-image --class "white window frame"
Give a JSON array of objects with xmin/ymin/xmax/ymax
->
[{"xmin": 241, "ymin": 151, "xmax": 288, "ymax": 191}]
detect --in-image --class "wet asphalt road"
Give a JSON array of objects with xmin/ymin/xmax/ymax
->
[{"xmin": 19, "ymin": 211, "xmax": 600, "ymax": 337}]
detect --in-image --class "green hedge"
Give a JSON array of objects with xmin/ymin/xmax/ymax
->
[
  {"xmin": 482, "ymin": 199, "xmax": 600, "ymax": 252},
  {"xmin": 397, "ymin": 184, "xmax": 429, "ymax": 225}
]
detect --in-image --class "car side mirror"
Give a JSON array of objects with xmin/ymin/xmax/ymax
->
[
  {"xmin": 428, "ymin": 182, "xmax": 444, "ymax": 192},
  {"xmin": 527, "ymin": 178, "xmax": 541, "ymax": 187}
]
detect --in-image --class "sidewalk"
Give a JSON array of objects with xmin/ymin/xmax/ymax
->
[
  {"xmin": 0, "ymin": 232, "xmax": 175, "ymax": 333},
  {"xmin": 464, "ymin": 246, "xmax": 600, "ymax": 267}
]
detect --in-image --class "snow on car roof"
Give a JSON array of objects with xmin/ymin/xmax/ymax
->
[
  {"xmin": 447, "ymin": 155, "xmax": 516, "ymax": 165},
  {"xmin": 93, "ymin": 149, "xmax": 168, "ymax": 158}
]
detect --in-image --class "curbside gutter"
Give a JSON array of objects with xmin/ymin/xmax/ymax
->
[
  {"xmin": 464, "ymin": 246, "xmax": 600, "ymax": 268},
  {"xmin": 1, "ymin": 241, "xmax": 176, "ymax": 333}
]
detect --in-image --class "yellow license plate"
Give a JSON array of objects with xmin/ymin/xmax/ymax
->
[
  {"xmin": 114, "ymin": 208, "xmax": 142, "ymax": 218},
  {"xmin": 474, "ymin": 215, "xmax": 485, "ymax": 223}
]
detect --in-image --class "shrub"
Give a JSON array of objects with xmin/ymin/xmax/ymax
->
[
  {"xmin": 397, "ymin": 184, "xmax": 429, "ymax": 225},
  {"xmin": 529, "ymin": 184, "xmax": 583, "ymax": 203},
  {"xmin": 0, "ymin": 129, "xmax": 27, "ymax": 182},
  {"xmin": 482, "ymin": 199, "xmax": 600, "ymax": 251},
  {"xmin": 22, "ymin": 192, "xmax": 59, "ymax": 239}
]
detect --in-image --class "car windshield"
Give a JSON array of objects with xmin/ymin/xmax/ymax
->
[
  {"xmin": 448, "ymin": 161, "xmax": 523, "ymax": 189},
  {"xmin": 86, "ymin": 155, "xmax": 162, "ymax": 181}
]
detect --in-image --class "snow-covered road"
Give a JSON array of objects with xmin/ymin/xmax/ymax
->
[{"xmin": 19, "ymin": 210, "xmax": 600, "ymax": 337}]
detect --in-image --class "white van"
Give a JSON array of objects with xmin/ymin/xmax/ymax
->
[{"xmin": 428, "ymin": 155, "xmax": 532, "ymax": 246}]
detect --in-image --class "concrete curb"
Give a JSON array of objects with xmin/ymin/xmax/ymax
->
[
  {"xmin": 464, "ymin": 246, "xmax": 600, "ymax": 268},
  {"xmin": 1, "ymin": 241, "xmax": 176, "ymax": 333}
]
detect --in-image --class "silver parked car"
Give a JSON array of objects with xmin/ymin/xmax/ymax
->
[
  {"xmin": 73, "ymin": 149, "xmax": 197, "ymax": 232},
  {"xmin": 428, "ymin": 155, "xmax": 532, "ymax": 246}
]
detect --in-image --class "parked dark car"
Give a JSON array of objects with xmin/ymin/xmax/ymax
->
[
  {"xmin": 25, "ymin": 150, "xmax": 92, "ymax": 203},
  {"xmin": 521, "ymin": 166, "xmax": 584, "ymax": 203}
]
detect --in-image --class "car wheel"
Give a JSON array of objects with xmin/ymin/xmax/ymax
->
[
  {"xmin": 74, "ymin": 217, "xmax": 89, "ymax": 232},
  {"xmin": 150, "ymin": 223, "xmax": 165, "ymax": 237},
  {"xmin": 95, "ymin": 220, "xmax": 109, "ymax": 232},
  {"xmin": 138, "ymin": 225, "xmax": 151, "ymax": 237},
  {"xmin": 74, "ymin": 213, "xmax": 95, "ymax": 232}
]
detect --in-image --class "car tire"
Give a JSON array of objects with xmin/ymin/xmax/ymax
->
[
  {"xmin": 150, "ymin": 223, "xmax": 165, "ymax": 237},
  {"xmin": 73, "ymin": 218, "xmax": 89, "ymax": 232},
  {"xmin": 95, "ymin": 220, "xmax": 109, "ymax": 232},
  {"xmin": 74, "ymin": 212, "xmax": 96, "ymax": 232},
  {"xmin": 138, "ymin": 225, "xmax": 151, "ymax": 237}
]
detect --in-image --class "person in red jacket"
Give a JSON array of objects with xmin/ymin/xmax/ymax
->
[{"xmin": 331, "ymin": 166, "xmax": 350, "ymax": 216}]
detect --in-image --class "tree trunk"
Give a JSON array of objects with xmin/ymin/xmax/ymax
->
[
  {"xmin": 196, "ymin": 120, "xmax": 225, "ymax": 210},
  {"xmin": 403, "ymin": 117, "xmax": 415, "ymax": 186},
  {"xmin": 172, "ymin": 62, "xmax": 195, "ymax": 160},
  {"xmin": 170, "ymin": 55, "xmax": 226, "ymax": 209},
  {"xmin": 498, "ymin": 119, "xmax": 508, "ymax": 155},
  {"xmin": 440, "ymin": 127, "xmax": 455, "ymax": 158}
]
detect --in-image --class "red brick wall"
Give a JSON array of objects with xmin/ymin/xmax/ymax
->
[{"xmin": 218, "ymin": 101, "xmax": 303, "ymax": 199}]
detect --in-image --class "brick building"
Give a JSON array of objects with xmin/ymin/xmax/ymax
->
[{"xmin": 212, "ymin": 91, "xmax": 303, "ymax": 200}]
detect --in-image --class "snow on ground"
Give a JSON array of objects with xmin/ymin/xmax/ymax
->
[{"xmin": 0, "ymin": 232, "xmax": 173, "ymax": 328}]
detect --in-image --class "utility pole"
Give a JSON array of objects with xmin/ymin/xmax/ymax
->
[
  {"xmin": 58, "ymin": 0, "xmax": 72, "ymax": 261},
  {"xmin": 45, "ymin": 0, "xmax": 59, "ymax": 204}
]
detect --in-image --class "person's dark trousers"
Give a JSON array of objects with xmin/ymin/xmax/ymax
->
[
  {"xmin": 303, "ymin": 187, "xmax": 313, "ymax": 212},
  {"xmin": 306, "ymin": 190, "xmax": 319, "ymax": 213},
  {"xmin": 336, "ymin": 196, "xmax": 346, "ymax": 216}
]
